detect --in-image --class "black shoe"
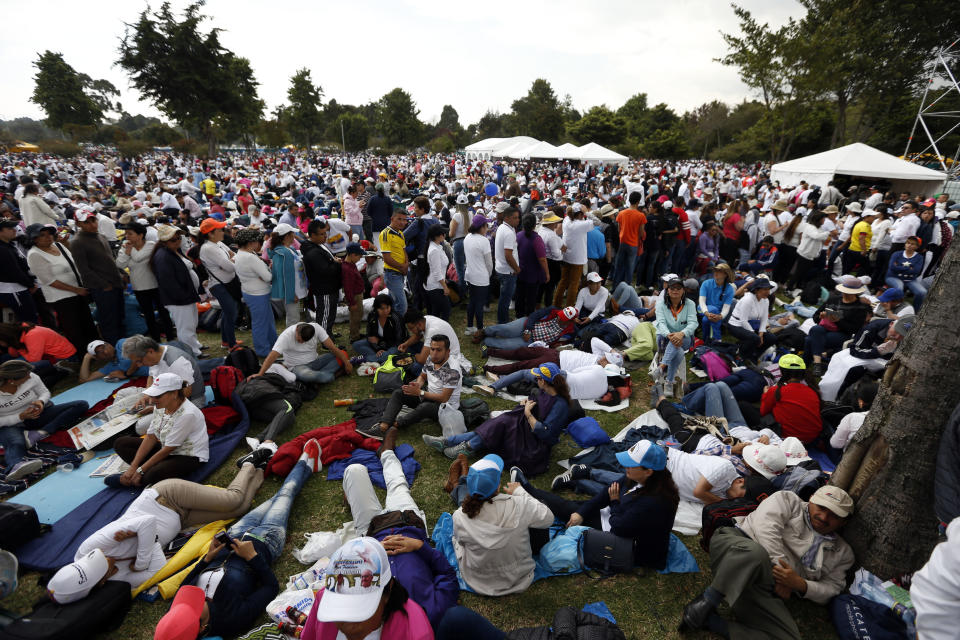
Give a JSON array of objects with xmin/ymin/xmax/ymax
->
[
  {"xmin": 236, "ymin": 447, "xmax": 273, "ymax": 469},
  {"xmin": 811, "ymin": 361, "xmax": 825, "ymax": 378},
  {"xmin": 551, "ymin": 464, "xmax": 588, "ymax": 491},
  {"xmin": 356, "ymin": 424, "xmax": 386, "ymax": 440},
  {"xmin": 678, "ymin": 595, "xmax": 716, "ymax": 634},
  {"xmin": 103, "ymin": 473, "xmax": 124, "ymax": 488}
]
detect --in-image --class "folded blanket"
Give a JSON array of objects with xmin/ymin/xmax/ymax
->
[{"xmin": 326, "ymin": 443, "xmax": 420, "ymax": 489}]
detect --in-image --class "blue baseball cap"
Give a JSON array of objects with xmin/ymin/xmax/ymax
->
[
  {"xmin": 466, "ymin": 454, "xmax": 504, "ymax": 499},
  {"xmin": 615, "ymin": 440, "xmax": 667, "ymax": 470},
  {"xmin": 345, "ymin": 242, "xmax": 365, "ymax": 256},
  {"xmin": 530, "ymin": 362, "xmax": 564, "ymax": 381},
  {"xmin": 877, "ymin": 288, "xmax": 904, "ymax": 302}
]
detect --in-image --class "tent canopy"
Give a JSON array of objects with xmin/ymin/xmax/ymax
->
[
  {"xmin": 578, "ymin": 142, "xmax": 628, "ymax": 164},
  {"xmin": 463, "ymin": 137, "xmax": 624, "ymax": 162},
  {"xmin": 555, "ymin": 142, "xmax": 582, "ymax": 157},
  {"xmin": 770, "ymin": 142, "xmax": 946, "ymax": 196}
]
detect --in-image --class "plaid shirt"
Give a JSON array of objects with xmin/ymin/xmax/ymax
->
[
  {"xmin": 530, "ymin": 317, "xmax": 564, "ymax": 344},
  {"xmin": 695, "ymin": 442, "xmax": 749, "ymax": 477}
]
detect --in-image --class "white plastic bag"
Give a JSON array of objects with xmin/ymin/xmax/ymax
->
[
  {"xmin": 292, "ymin": 531, "xmax": 342, "ymax": 564},
  {"xmin": 266, "ymin": 587, "xmax": 315, "ymax": 623},
  {"xmin": 438, "ymin": 402, "xmax": 466, "ymax": 438}
]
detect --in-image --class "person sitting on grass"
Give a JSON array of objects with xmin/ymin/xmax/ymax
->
[
  {"xmin": 679, "ymin": 486, "xmax": 854, "ymax": 639},
  {"xmin": 423, "ymin": 362, "xmax": 570, "ymax": 477},
  {"xmin": 252, "ymin": 321, "xmax": 352, "ymax": 385},
  {"xmin": 0, "ymin": 360, "xmax": 88, "ymax": 481},
  {"xmin": 448, "ymin": 454, "xmax": 553, "ymax": 596},
  {"xmin": 78, "ymin": 338, "xmax": 149, "ymax": 383},
  {"xmin": 516, "ymin": 440, "xmax": 679, "ymax": 572},
  {"xmin": 351, "ymin": 293, "xmax": 408, "ymax": 366},
  {"xmin": 341, "ymin": 427, "xmax": 459, "ymax": 626},
  {"xmin": 475, "ymin": 305, "xmax": 578, "ymax": 351},
  {"xmin": 153, "ymin": 438, "xmax": 322, "ymax": 640},
  {"xmin": 356, "ymin": 334, "xmax": 461, "ymax": 440},
  {"xmin": 652, "ymin": 277, "xmax": 699, "ymax": 398}
]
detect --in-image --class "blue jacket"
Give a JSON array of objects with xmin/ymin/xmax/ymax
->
[
  {"xmin": 887, "ymin": 250, "xmax": 924, "ymax": 282},
  {"xmin": 404, "ymin": 216, "xmax": 439, "ymax": 258},
  {"xmin": 850, "ymin": 318, "xmax": 894, "ymax": 360},
  {"xmin": 654, "ymin": 298, "xmax": 699, "ymax": 338},
  {"xmin": 269, "ymin": 245, "xmax": 298, "ymax": 303},
  {"xmin": 372, "ymin": 524, "xmax": 459, "ymax": 626},
  {"xmin": 576, "ymin": 476, "xmax": 677, "ymax": 570},
  {"xmin": 151, "ymin": 247, "xmax": 200, "ymax": 306}
]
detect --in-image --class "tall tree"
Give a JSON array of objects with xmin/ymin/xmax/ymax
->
[
  {"xmin": 333, "ymin": 113, "xmax": 369, "ymax": 152},
  {"xmin": 117, "ymin": 1, "xmax": 264, "ymax": 156},
  {"xmin": 376, "ymin": 88, "xmax": 422, "ymax": 148},
  {"xmin": 286, "ymin": 68, "xmax": 324, "ymax": 149},
  {"xmin": 438, "ymin": 105, "xmax": 460, "ymax": 132},
  {"xmin": 566, "ymin": 106, "xmax": 626, "ymax": 146},
  {"xmin": 30, "ymin": 51, "xmax": 112, "ymax": 133},
  {"xmin": 617, "ymin": 93, "xmax": 650, "ymax": 140},
  {"xmin": 830, "ymin": 238, "xmax": 960, "ymax": 578},
  {"xmin": 685, "ymin": 100, "xmax": 732, "ymax": 157},
  {"xmin": 511, "ymin": 79, "xmax": 565, "ymax": 142}
]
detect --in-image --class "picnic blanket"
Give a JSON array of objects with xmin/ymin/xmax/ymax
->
[
  {"xmin": 14, "ymin": 393, "xmax": 251, "ymax": 572},
  {"xmin": 12, "ymin": 449, "xmax": 117, "ymax": 524},
  {"xmin": 326, "ymin": 443, "xmax": 421, "ymax": 489}
]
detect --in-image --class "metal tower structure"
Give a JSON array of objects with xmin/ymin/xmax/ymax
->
[{"xmin": 904, "ymin": 38, "xmax": 960, "ymax": 179}]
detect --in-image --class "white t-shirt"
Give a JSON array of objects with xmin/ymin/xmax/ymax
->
[
  {"xmin": 829, "ymin": 411, "xmax": 867, "ymax": 450},
  {"xmin": 425, "ymin": 242, "xmax": 449, "ymax": 291},
  {"xmin": 667, "ymin": 448, "xmax": 739, "ymax": 503},
  {"xmin": 561, "ymin": 219, "xmax": 593, "ymax": 265},
  {"xmin": 575, "ymin": 286, "xmax": 610, "ymax": 320},
  {"xmin": 147, "ymin": 400, "xmax": 209, "ymax": 462},
  {"xmin": 463, "ymin": 233, "xmax": 492, "ymax": 287},
  {"xmin": 911, "ymin": 517, "xmax": 960, "ymax": 640},
  {"xmin": 565, "ymin": 364, "xmax": 609, "ymax": 400},
  {"xmin": 558, "ymin": 338, "xmax": 608, "ymax": 370},
  {"xmin": 326, "ymin": 218, "xmax": 353, "ymax": 254},
  {"xmin": 539, "ymin": 227, "xmax": 563, "ymax": 261},
  {"xmin": 272, "ymin": 322, "xmax": 328, "ymax": 367},
  {"xmin": 494, "ymin": 223, "xmax": 518, "ymax": 275}
]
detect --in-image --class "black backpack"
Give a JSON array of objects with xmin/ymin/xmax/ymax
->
[
  {"xmin": 225, "ymin": 346, "xmax": 260, "ymax": 377},
  {"xmin": 0, "ymin": 503, "xmax": 43, "ymax": 551},
  {"xmin": 0, "ymin": 580, "xmax": 131, "ymax": 640},
  {"xmin": 801, "ymin": 280, "xmax": 823, "ymax": 306},
  {"xmin": 658, "ymin": 209, "xmax": 679, "ymax": 234},
  {"xmin": 459, "ymin": 397, "xmax": 490, "ymax": 429},
  {"xmin": 700, "ymin": 497, "xmax": 763, "ymax": 552}
]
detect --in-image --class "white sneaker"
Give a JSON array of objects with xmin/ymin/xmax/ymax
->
[
  {"xmin": 6, "ymin": 459, "xmax": 42, "ymax": 481},
  {"xmin": 485, "ymin": 371, "xmax": 499, "ymax": 382},
  {"xmin": 464, "ymin": 327, "xmax": 477, "ymax": 336}
]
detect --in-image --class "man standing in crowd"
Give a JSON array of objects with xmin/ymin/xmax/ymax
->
[
  {"xmin": 380, "ymin": 210, "xmax": 410, "ymax": 317},
  {"xmin": 494, "ymin": 206, "xmax": 521, "ymax": 324},
  {"xmin": 70, "ymin": 209, "xmax": 125, "ymax": 344}
]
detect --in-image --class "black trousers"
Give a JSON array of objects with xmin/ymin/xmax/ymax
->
[
  {"xmin": 382, "ymin": 389, "xmax": 440, "ymax": 429},
  {"xmin": 313, "ymin": 292, "xmax": 337, "ymax": 336},
  {"xmin": 51, "ymin": 295, "xmax": 99, "ymax": 353},
  {"xmin": 134, "ymin": 288, "xmax": 176, "ymax": 342},
  {"xmin": 248, "ymin": 397, "xmax": 297, "ymax": 442},
  {"xmin": 114, "ymin": 436, "xmax": 202, "ymax": 485}
]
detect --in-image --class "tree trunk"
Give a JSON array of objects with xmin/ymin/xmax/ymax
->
[
  {"xmin": 831, "ymin": 90, "xmax": 848, "ymax": 148},
  {"xmin": 831, "ymin": 237, "xmax": 960, "ymax": 578}
]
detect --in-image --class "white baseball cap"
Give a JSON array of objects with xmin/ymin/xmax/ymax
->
[
  {"xmin": 561, "ymin": 306, "xmax": 578, "ymax": 320},
  {"xmin": 316, "ymin": 537, "xmax": 392, "ymax": 623},
  {"xmin": 779, "ymin": 437, "xmax": 812, "ymax": 466},
  {"xmin": 143, "ymin": 372, "xmax": 185, "ymax": 397},
  {"xmin": 274, "ymin": 222, "xmax": 296, "ymax": 236},
  {"xmin": 743, "ymin": 443, "xmax": 787, "ymax": 480},
  {"xmin": 586, "ymin": 272, "xmax": 602, "ymax": 283},
  {"xmin": 47, "ymin": 549, "xmax": 108, "ymax": 604},
  {"xmin": 86, "ymin": 339, "xmax": 107, "ymax": 357}
]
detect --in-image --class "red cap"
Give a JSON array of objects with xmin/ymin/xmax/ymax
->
[{"xmin": 154, "ymin": 586, "xmax": 205, "ymax": 640}]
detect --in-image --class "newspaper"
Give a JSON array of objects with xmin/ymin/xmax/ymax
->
[
  {"xmin": 89, "ymin": 453, "xmax": 130, "ymax": 478},
  {"xmin": 67, "ymin": 392, "xmax": 143, "ymax": 450}
]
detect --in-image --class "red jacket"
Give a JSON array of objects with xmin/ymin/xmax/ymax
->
[
  {"xmin": 266, "ymin": 419, "xmax": 380, "ymax": 477},
  {"xmin": 760, "ymin": 382, "xmax": 822, "ymax": 443}
]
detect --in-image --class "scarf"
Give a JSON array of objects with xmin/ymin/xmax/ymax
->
[{"xmin": 800, "ymin": 508, "xmax": 836, "ymax": 571}]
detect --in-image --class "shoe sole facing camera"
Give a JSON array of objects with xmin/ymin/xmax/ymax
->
[{"xmin": 6, "ymin": 459, "xmax": 43, "ymax": 481}]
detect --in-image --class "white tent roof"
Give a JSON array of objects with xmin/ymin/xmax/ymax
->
[
  {"xmin": 490, "ymin": 137, "xmax": 539, "ymax": 158},
  {"xmin": 520, "ymin": 141, "xmax": 562, "ymax": 159},
  {"xmin": 578, "ymin": 142, "xmax": 628, "ymax": 164},
  {"xmin": 770, "ymin": 142, "xmax": 946, "ymax": 185},
  {"xmin": 555, "ymin": 142, "xmax": 582, "ymax": 159},
  {"xmin": 464, "ymin": 137, "xmax": 505, "ymax": 152}
]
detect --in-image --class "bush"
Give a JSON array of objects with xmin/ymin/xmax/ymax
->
[
  {"xmin": 117, "ymin": 139, "xmax": 152, "ymax": 157},
  {"xmin": 171, "ymin": 137, "xmax": 207, "ymax": 156},
  {"xmin": 38, "ymin": 139, "xmax": 81, "ymax": 156},
  {"xmin": 426, "ymin": 134, "xmax": 455, "ymax": 153}
]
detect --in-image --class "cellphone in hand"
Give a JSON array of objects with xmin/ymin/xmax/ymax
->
[{"xmin": 215, "ymin": 531, "xmax": 231, "ymax": 547}]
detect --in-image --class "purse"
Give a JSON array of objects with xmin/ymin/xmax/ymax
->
[{"xmin": 577, "ymin": 529, "xmax": 635, "ymax": 578}]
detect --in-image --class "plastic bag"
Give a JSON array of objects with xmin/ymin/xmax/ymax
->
[
  {"xmin": 292, "ymin": 531, "xmax": 342, "ymax": 564},
  {"xmin": 266, "ymin": 588, "xmax": 315, "ymax": 624},
  {"xmin": 537, "ymin": 526, "xmax": 588, "ymax": 574},
  {"xmin": 286, "ymin": 557, "xmax": 330, "ymax": 591},
  {"xmin": 438, "ymin": 402, "xmax": 466, "ymax": 438}
]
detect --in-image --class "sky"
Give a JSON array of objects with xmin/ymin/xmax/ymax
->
[{"xmin": 2, "ymin": 0, "xmax": 804, "ymax": 127}]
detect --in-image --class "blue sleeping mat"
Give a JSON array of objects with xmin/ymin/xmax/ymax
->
[
  {"xmin": 13, "ymin": 450, "xmax": 118, "ymax": 524},
  {"xmin": 14, "ymin": 393, "xmax": 250, "ymax": 572},
  {"xmin": 51, "ymin": 378, "xmax": 126, "ymax": 405}
]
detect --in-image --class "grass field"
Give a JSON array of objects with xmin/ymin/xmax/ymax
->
[{"xmin": 0, "ymin": 301, "xmax": 838, "ymax": 639}]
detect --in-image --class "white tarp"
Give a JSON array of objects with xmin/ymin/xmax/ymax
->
[
  {"xmin": 770, "ymin": 142, "xmax": 946, "ymax": 196},
  {"xmin": 578, "ymin": 142, "xmax": 628, "ymax": 164}
]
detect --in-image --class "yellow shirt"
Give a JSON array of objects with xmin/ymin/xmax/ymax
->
[
  {"xmin": 200, "ymin": 178, "xmax": 216, "ymax": 195},
  {"xmin": 849, "ymin": 220, "xmax": 872, "ymax": 252},
  {"xmin": 379, "ymin": 226, "xmax": 408, "ymax": 272}
]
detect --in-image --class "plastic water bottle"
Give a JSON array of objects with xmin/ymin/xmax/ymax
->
[{"xmin": 57, "ymin": 463, "xmax": 74, "ymax": 473}]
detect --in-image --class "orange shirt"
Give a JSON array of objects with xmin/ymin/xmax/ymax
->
[{"xmin": 617, "ymin": 208, "xmax": 647, "ymax": 247}]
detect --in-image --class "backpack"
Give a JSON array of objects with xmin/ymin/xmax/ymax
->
[
  {"xmin": 505, "ymin": 378, "xmax": 537, "ymax": 396},
  {"xmin": 801, "ymin": 280, "xmax": 824, "ymax": 305},
  {"xmin": 658, "ymin": 209, "xmax": 679, "ymax": 235},
  {"xmin": 210, "ymin": 366, "xmax": 244, "ymax": 406},
  {"xmin": 0, "ymin": 503, "xmax": 43, "ymax": 551},
  {"xmin": 0, "ymin": 580, "xmax": 131, "ymax": 640},
  {"xmin": 459, "ymin": 396, "xmax": 490, "ymax": 429},
  {"xmin": 373, "ymin": 354, "xmax": 407, "ymax": 392},
  {"xmin": 691, "ymin": 347, "xmax": 733, "ymax": 381},
  {"xmin": 830, "ymin": 594, "xmax": 909, "ymax": 640},
  {"xmin": 225, "ymin": 346, "xmax": 260, "ymax": 378},
  {"xmin": 197, "ymin": 306, "xmax": 221, "ymax": 332},
  {"xmin": 700, "ymin": 497, "xmax": 762, "ymax": 552},
  {"xmin": 674, "ymin": 415, "xmax": 732, "ymax": 453}
]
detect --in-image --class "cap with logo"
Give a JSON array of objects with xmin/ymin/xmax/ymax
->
[
  {"xmin": 315, "ymin": 537, "xmax": 393, "ymax": 623},
  {"xmin": 809, "ymin": 485, "xmax": 854, "ymax": 518},
  {"xmin": 615, "ymin": 440, "xmax": 666, "ymax": 470},
  {"xmin": 743, "ymin": 443, "xmax": 787, "ymax": 480},
  {"xmin": 47, "ymin": 549, "xmax": 109, "ymax": 604},
  {"xmin": 143, "ymin": 372, "xmax": 185, "ymax": 397}
]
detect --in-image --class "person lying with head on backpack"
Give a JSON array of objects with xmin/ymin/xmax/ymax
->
[
  {"xmin": 520, "ymin": 440, "xmax": 679, "ymax": 572},
  {"xmin": 679, "ymin": 485, "xmax": 855, "ymax": 639},
  {"xmin": 250, "ymin": 321, "xmax": 352, "ymax": 386},
  {"xmin": 356, "ymin": 334, "xmax": 461, "ymax": 440},
  {"xmin": 48, "ymin": 458, "xmax": 270, "ymax": 600}
]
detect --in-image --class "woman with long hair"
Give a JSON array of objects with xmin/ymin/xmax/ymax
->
[
  {"xmin": 351, "ymin": 293, "xmax": 407, "ymax": 364},
  {"xmin": 151, "ymin": 224, "xmax": 202, "ymax": 356},
  {"xmin": 197, "ymin": 218, "xmax": 241, "ymax": 348},
  {"xmin": 234, "ymin": 228, "xmax": 276, "ymax": 357},
  {"xmin": 654, "ymin": 277, "xmax": 698, "ymax": 396},
  {"xmin": 268, "ymin": 223, "xmax": 300, "ymax": 326},
  {"xmin": 773, "ymin": 211, "xmax": 804, "ymax": 283},
  {"xmin": 423, "ymin": 362, "xmax": 571, "ymax": 477},
  {"xmin": 521, "ymin": 440, "xmax": 679, "ymax": 571},
  {"xmin": 463, "ymin": 214, "xmax": 492, "ymax": 335},
  {"xmin": 515, "ymin": 212, "xmax": 548, "ymax": 318}
]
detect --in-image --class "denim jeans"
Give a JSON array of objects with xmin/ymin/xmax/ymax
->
[
  {"xmin": 495, "ymin": 271, "xmax": 517, "ymax": 325},
  {"xmin": 210, "ymin": 283, "xmax": 238, "ymax": 346},
  {"xmin": 636, "ymin": 249, "xmax": 660, "ymax": 287},
  {"xmin": 0, "ymin": 401, "xmax": 89, "ymax": 467},
  {"xmin": 804, "ymin": 324, "xmax": 848, "ymax": 359},
  {"xmin": 228, "ymin": 459, "xmax": 311, "ymax": 561},
  {"xmin": 91, "ymin": 287, "xmax": 125, "ymax": 344},
  {"xmin": 350, "ymin": 224, "xmax": 364, "ymax": 242},
  {"xmin": 681, "ymin": 381, "xmax": 746, "ymax": 428},
  {"xmin": 612, "ymin": 244, "xmax": 638, "ymax": 286},
  {"xmin": 482, "ymin": 317, "xmax": 528, "ymax": 350},
  {"xmin": 452, "ymin": 238, "xmax": 467, "ymax": 293},
  {"xmin": 491, "ymin": 369, "xmax": 535, "ymax": 392},
  {"xmin": 466, "ymin": 284, "xmax": 488, "ymax": 329},
  {"xmin": 661, "ymin": 334, "xmax": 692, "ymax": 383},
  {"xmin": 351, "ymin": 340, "xmax": 397, "ymax": 363},
  {"xmin": 444, "ymin": 430, "xmax": 485, "ymax": 450},
  {"xmin": 425, "ymin": 288, "xmax": 450, "ymax": 321},
  {"xmin": 290, "ymin": 353, "xmax": 340, "ymax": 384},
  {"xmin": 383, "ymin": 269, "xmax": 407, "ymax": 317},
  {"xmin": 701, "ymin": 304, "xmax": 723, "ymax": 342},
  {"xmin": 885, "ymin": 276, "xmax": 928, "ymax": 309},
  {"xmin": 242, "ymin": 292, "xmax": 277, "ymax": 357},
  {"xmin": 574, "ymin": 467, "xmax": 622, "ymax": 496}
]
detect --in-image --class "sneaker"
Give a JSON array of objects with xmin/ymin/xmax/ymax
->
[
  {"xmin": 551, "ymin": 464, "xmax": 589, "ymax": 491},
  {"xmin": 422, "ymin": 434, "xmax": 445, "ymax": 454},
  {"xmin": 443, "ymin": 440, "xmax": 472, "ymax": 460},
  {"xmin": 5, "ymin": 459, "xmax": 42, "ymax": 481},
  {"xmin": 464, "ymin": 327, "xmax": 477, "ymax": 336},
  {"xmin": 0, "ymin": 550, "xmax": 18, "ymax": 599},
  {"xmin": 509, "ymin": 466, "xmax": 527, "ymax": 485},
  {"xmin": 472, "ymin": 384, "xmax": 496, "ymax": 397},
  {"xmin": 349, "ymin": 355, "xmax": 365, "ymax": 367},
  {"xmin": 236, "ymin": 447, "xmax": 273, "ymax": 469},
  {"xmin": 485, "ymin": 370, "xmax": 499, "ymax": 382},
  {"xmin": 302, "ymin": 438, "xmax": 322, "ymax": 473},
  {"xmin": 102, "ymin": 472, "xmax": 124, "ymax": 488},
  {"xmin": 811, "ymin": 362, "xmax": 825, "ymax": 378},
  {"xmin": 24, "ymin": 430, "xmax": 48, "ymax": 449},
  {"xmin": 356, "ymin": 424, "xmax": 386, "ymax": 440}
]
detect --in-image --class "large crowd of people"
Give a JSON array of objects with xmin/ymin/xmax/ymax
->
[{"xmin": 0, "ymin": 147, "xmax": 957, "ymax": 640}]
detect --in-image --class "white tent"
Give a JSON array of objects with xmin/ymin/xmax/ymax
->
[
  {"xmin": 770, "ymin": 142, "xmax": 946, "ymax": 197},
  {"xmin": 520, "ymin": 141, "xmax": 562, "ymax": 159},
  {"xmin": 555, "ymin": 142, "xmax": 582, "ymax": 159},
  {"xmin": 463, "ymin": 137, "xmax": 505, "ymax": 160},
  {"xmin": 578, "ymin": 142, "xmax": 628, "ymax": 164},
  {"xmin": 490, "ymin": 136, "xmax": 539, "ymax": 159}
]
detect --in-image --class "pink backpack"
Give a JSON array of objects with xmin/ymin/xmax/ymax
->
[{"xmin": 700, "ymin": 350, "xmax": 733, "ymax": 381}]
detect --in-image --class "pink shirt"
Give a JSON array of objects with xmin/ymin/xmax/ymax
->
[
  {"xmin": 343, "ymin": 195, "xmax": 363, "ymax": 225},
  {"xmin": 299, "ymin": 589, "xmax": 434, "ymax": 640}
]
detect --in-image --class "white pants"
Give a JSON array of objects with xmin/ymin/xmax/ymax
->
[
  {"xmin": 166, "ymin": 303, "xmax": 201, "ymax": 355},
  {"xmin": 820, "ymin": 348, "xmax": 887, "ymax": 402},
  {"xmin": 343, "ymin": 450, "xmax": 425, "ymax": 539}
]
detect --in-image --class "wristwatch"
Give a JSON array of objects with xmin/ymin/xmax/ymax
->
[
  {"xmin": 419, "ymin": 389, "xmax": 425, "ymax": 398},
  {"xmin": 136, "ymin": 466, "xmax": 145, "ymax": 475}
]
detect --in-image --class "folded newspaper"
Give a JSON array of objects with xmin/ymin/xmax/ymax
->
[
  {"xmin": 89, "ymin": 453, "xmax": 130, "ymax": 478},
  {"xmin": 67, "ymin": 392, "xmax": 142, "ymax": 450}
]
